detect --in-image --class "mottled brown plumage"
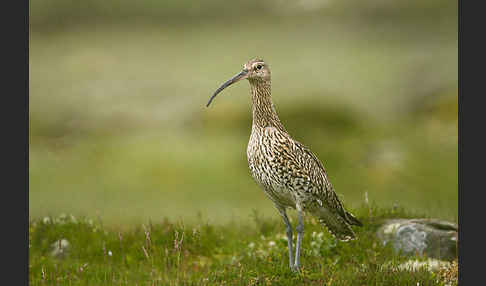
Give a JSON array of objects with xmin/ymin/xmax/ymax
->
[{"xmin": 207, "ymin": 58, "xmax": 362, "ymax": 271}]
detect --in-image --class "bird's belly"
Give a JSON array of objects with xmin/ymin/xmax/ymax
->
[
  {"xmin": 266, "ymin": 184, "xmax": 297, "ymax": 208},
  {"xmin": 248, "ymin": 160, "xmax": 296, "ymax": 208},
  {"xmin": 247, "ymin": 133, "xmax": 297, "ymax": 208}
]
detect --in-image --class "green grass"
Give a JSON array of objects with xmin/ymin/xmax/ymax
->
[{"xmin": 29, "ymin": 205, "xmax": 457, "ymax": 285}]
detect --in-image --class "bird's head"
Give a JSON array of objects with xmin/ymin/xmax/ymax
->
[
  {"xmin": 206, "ymin": 58, "xmax": 270, "ymax": 107},
  {"xmin": 244, "ymin": 58, "xmax": 271, "ymax": 82}
]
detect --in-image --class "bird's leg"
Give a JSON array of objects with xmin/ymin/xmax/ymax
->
[
  {"xmin": 276, "ymin": 205, "xmax": 294, "ymax": 269},
  {"xmin": 293, "ymin": 210, "xmax": 304, "ymax": 272}
]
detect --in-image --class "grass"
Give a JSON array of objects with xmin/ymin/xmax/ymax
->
[{"xmin": 29, "ymin": 205, "xmax": 457, "ymax": 285}]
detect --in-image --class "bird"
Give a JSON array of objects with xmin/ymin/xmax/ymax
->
[{"xmin": 206, "ymin": 58, "xmax": 362, "ymax": 272}]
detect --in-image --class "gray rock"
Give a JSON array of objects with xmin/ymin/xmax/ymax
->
[
  {"xmin": 377, "ymin": 219, "xmax": 457, "ymax": 261},
  {"xmin": 50, "ymin": 239, "xmax": 70, "ymax": 259}
]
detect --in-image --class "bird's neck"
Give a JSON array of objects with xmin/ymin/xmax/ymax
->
[{"xmin": 249, "ymin": 80, "xmax": 286, "ymax": 132}]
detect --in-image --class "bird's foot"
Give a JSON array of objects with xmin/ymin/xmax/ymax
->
[{"xmin": 291, "ymin": 264, "xmax": 301, "ymax": 273}]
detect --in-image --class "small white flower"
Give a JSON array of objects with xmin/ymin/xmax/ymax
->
[
  {"xmin": 256, "ymin": 249, "xmax": 268, "ymax": 258},
  {"xmin": 268, "ymin": 241, "xmax": 276, "ymax": 247},
  {"xmin": 248, "ymin": 242, "xmax": 255, "ymax": 249},
  {"xmin": 69, "ymin": 215, "xmax": 78, "ymax": 224},
  {"xmin": 42, "ymin": 217, "xmax": 51, "ymax": 224},
  {"xmin": 108, "ymin": 250, "xmax": 112, "ymax": 256}
]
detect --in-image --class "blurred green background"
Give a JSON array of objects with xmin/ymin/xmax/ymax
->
[{"xmin": 29, "ymin": 0, "xmax": 457, "ymax": 226}]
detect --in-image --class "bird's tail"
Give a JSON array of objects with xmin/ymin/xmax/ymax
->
[
  {"xmin": 344, "ymin": 210, "xmax": 363, "ymax": 227},
  {"xmin": 315, "ymin": 208, "xmax": 358, "ymax": 241}
]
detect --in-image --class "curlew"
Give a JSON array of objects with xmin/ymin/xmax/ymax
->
[{"xmin": 206, "ymin": 58, "xmax": 362, "ymax": 272}]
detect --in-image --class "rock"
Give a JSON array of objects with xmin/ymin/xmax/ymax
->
[
  {"xmin": 50, "ymin": 239, "xmax": 70, "ymax": 259},
  {"xmin": 377, "ymin": 218, "xmax": 457, "ymax": 261}
]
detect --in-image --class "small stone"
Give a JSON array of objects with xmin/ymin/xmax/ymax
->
[{"xmin": 50, "ymin": 239, "xmax": 70, "ymax": 259}]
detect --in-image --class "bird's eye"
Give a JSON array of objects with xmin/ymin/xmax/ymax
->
[{"xmin": 256, "ymin": 65, "xmax": 263, "ymax": 70}]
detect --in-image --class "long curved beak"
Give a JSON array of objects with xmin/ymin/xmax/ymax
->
[{"xmin": 206, "ymin": 69, "xmax": 249, "ymax": 107}]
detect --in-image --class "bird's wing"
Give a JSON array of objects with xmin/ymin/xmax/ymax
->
[
  {"xmin": 292, "ymin": 140, "xmax": 363, "ymax": 234},
  {"xmin": 291, "ymin": 140, "xmax": 348, "ymax": 213},
  {"xmin": 263, "ymin": 127, "xmax": 361, "ymax": 228}
]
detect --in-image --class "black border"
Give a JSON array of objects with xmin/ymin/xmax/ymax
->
[
  {"xmin": 459, "ymin": 0, "xmax": 483, "ymax": 285},
  {"xmin": 26, "ymin": 0, "xmax": 30, "ymax": 283},
  {"xmin": 4, "ymin": 0, "xmax": 29, "ymax": 284}
]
